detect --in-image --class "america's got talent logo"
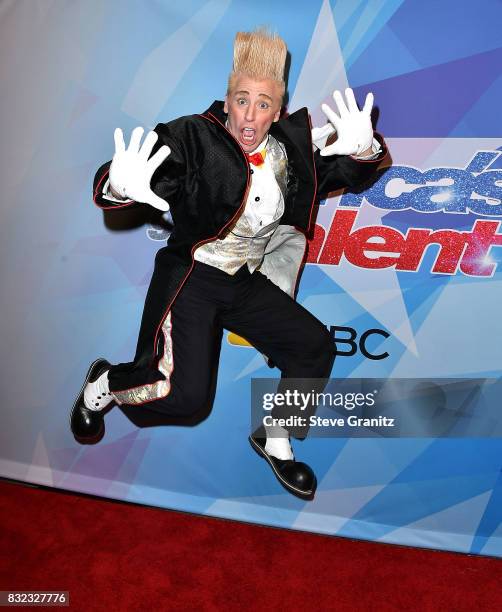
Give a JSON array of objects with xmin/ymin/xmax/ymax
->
[{"xmin": 308, "ymin": 150, "xmax": 502, "ymax": 277}]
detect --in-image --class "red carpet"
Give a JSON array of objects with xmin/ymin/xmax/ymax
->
[{"xmin": 1, "ymin": 479, "xmax": 500, "ymax": 611}]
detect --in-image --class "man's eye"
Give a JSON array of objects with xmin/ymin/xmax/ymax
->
[
  {"xmin": 259, "ymin": 102, "xmax": 269, "ymax": 109},
  {"xmin": 237, "ymin": 98, "xmax": 247, "ymax": 105}
]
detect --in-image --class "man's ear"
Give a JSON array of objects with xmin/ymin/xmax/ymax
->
[
  {"xmin": 223, "ymin": 95, "xmax": 228, "ymax": 114},
  {"xmin": 273, "ymin": 108, "xmax": 280, "ymax": 122}
]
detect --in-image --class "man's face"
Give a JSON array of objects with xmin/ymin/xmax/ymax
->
[{"xmin": 224, "ymin": 75, "xmax": 282, "ymax": 153}]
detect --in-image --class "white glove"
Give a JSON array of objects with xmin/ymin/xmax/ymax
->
[
  {"xmin": 109, "ymin": 127, "xmax": 171, "ymax": 212},
  {"xmin": 311, "ymin": 123, "xmax": 336, "ymax": 149},
  {"xmin": 315, "ymin": 88, "xmax": 374, "ymax": 157}
]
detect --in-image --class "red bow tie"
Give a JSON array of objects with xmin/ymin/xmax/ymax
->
[{"xmin": 246, "ymin": 151, "xmax": 266, "ymax": 167}]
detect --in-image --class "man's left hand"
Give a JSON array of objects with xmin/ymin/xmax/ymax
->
[{"xmin": 314, "ymin": 88, "xmax": 374, "ymax": 157}]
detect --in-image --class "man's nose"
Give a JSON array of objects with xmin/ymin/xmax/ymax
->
[{"xmin": 245, "ymin": 104, "xmax": 256, "ymax": 121}]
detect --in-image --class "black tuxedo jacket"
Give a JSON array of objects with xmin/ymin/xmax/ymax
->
[{"xmin": 92, "ymin": 100, "xmax": 386, "ymax": 390}]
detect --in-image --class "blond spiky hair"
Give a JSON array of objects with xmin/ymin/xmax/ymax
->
[{"xmin": 227, "ymin": 28, "xmax": 287, "ymax": 100}]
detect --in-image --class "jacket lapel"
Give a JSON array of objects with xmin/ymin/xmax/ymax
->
[{"xmin": 267, "ymin": 135, "xmax": 288, "ymax": 199}]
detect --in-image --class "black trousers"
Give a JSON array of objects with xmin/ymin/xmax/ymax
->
[{"xmin": 109, "ymin": 261, "xmax": 335, "ymax": 433}]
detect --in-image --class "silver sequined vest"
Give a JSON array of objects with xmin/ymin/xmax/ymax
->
[{"xmin": 193, "ymin": 135, "xmax": 288, "ymax": 274}]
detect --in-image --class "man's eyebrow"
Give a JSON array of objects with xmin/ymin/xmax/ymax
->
[{"xmin": 234, "ymin": 90, "xmax": 273, "ymax": 102}]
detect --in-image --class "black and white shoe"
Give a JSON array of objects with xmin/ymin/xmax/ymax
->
[
  {"xmin": 70, "ymin": 358, "xmax": 113, "ymax": 444},
  {"xmin": 249, "ymin": 427, "xmax": 317, "ymax": 500}
]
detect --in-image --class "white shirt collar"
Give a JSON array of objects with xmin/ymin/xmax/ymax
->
[{"xmin": 249, "ymin": 134, "xmax": 269, "ymax": 154}]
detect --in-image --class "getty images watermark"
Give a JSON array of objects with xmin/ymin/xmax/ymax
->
[
  {"xmin": 261, "ymin": 388, "xmax": 395, "ymax": 428},
  {"xmin": 251, "ymin": 378, "xmax": 502, "ymax": 438}
]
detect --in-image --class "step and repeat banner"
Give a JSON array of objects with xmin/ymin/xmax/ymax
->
[{"xmin": 1, "ymin": 0, "xmax": 501, "ymax": 556}]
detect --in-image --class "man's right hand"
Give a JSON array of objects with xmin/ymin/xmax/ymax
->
[{"xmin": 109, "ymin": 127, "xmax": 171, "ymax": 212}]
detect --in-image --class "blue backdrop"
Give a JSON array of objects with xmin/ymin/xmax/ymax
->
[{"xmin": 1, "ymin": 0, "xmax": 501, "ymax": 556}]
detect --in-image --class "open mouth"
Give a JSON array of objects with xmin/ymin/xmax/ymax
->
[{"xmin": 241, "ymin": 127, "xmax": 256, "ymax": 144}]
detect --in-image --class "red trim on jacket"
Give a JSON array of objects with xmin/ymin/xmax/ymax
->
[
  {"xmin": 93, "ymin": 168, "xmax": 134, "ymax": 209},
  {"xmin": 305, "ymin": 112, "xmax": 319, "ymax": 235},
  {"xmin": 148, "ymin": 111, "xmax": 251, "ymax": 375}
]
